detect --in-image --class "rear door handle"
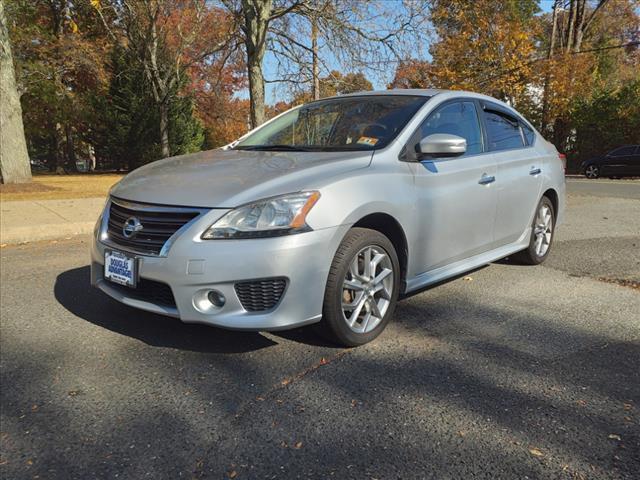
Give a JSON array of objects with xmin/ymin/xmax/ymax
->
[
  {"xmin": 478, "ymin": 174, "xmax": 495, "ymax": 185},
  {"xmin": 529, "ymin": 167, "xmax": 541, "ymax": 175}
]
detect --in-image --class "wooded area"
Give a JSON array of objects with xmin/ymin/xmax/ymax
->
[{"xmin": 1, "ymin": 0, "xmax": 638, "ymax": 183}]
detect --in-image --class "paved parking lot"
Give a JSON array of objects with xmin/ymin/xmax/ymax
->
[{"xmin": 1, "ymin": 179, "xmax": 639, "ymax": 479}]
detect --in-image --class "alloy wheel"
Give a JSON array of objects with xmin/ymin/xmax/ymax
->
[
  {"xmin": 341, "ymin": 245, "xmax": 394, "ymax": 334},
  {"xmin": 533, "ymin": 203, "xmax": 553, "ymax": 257},
  {"xmin": 585, "ymin": 165, "xmax": 599, "ymax": 178}
]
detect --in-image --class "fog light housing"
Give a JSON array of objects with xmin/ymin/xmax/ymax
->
[
  {"xmin": 193, "ymin": 288, "xmax": 226, "ymax": 313},
  {"xmin": 207, "ymin": 290, "xmax": 226, "ymax": 307}
]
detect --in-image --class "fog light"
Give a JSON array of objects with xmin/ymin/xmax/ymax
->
[{"xmin": 207, "ymin": 290, "xmax": 226, "ymax": 307}]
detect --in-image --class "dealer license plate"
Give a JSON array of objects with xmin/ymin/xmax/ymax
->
[{"xmin": 104, "ymin": 250, "xmax": 138, "ymax": 287}]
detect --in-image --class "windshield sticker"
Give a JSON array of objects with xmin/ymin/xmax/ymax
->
[{"xmin": 357, "ymin": 136, "xmax": 379, "ymax": 146}]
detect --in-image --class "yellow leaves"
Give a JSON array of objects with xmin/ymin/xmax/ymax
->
[
  {"xmin": 90, "ymin": 0, "xmax": 101, "ymax": 8},
  {"xmin": 69, "ymin": 19, "xmax": 79, "ymax": 34},
  {"xmin": 428, "ymin": 0, "xmax": 537, "ymax": 100}
]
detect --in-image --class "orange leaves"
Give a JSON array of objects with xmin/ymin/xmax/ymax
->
[{"xmin": 425, "ymin": 0, "xmax": 539, "ymax": 102}]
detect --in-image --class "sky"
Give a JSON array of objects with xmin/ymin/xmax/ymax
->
[{"xmin": 250, "ymin": 0, "xmax": 557, "ymax": 104}]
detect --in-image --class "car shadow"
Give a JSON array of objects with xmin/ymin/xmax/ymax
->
[{"xmin": 54, "ymin": 266, "xmax": 279, "ymax": 354}]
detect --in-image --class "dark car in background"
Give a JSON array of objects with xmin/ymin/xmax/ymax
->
[{"xmin": 581, "ymin": 145, "xmax": 640, "ymax": 179}]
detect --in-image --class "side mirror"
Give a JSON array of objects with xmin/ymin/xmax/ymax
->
[{"xmin": 417, "ymin": 134, "xmax": 466, "ymax": 159}]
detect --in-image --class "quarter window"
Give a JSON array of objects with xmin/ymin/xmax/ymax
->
[
  {"xmin": 521, "ymin": 122, "xmax": 535, "ymax": 146},
  {"xmin": 418, "ymin": 101, "xmax": 483, "ymax": 155},
  {"xmin": 484, "ymin": 110, "xmax": 525, "ymax": 151}
]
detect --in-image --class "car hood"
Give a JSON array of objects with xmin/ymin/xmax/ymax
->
[{"xmin": 111, "ymin": 149, "xmax": 372, "ymax": 208}]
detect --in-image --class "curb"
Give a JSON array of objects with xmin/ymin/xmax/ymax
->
[{"xmin": 1, "ymin": 222, "xmax": 95, "ymax": 245}]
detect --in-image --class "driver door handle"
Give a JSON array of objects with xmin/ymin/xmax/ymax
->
[
  {"xmin": 529, "ymin": 167, "xmax": 542, "ymax": 175},
  {"xmin": 478, "ymin": 174, "xmax": 495, "ymax": 185}
]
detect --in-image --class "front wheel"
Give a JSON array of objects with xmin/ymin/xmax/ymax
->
[
  {"xmin": 513, "ymin": 196, "xmax": 555, "ymax": 265},
  {"xmin": 318, "ymin": 228, "xmax": 400, "ymax": 347},
  {"xmin": 584, "ymin": 164, "xmax": 599, "ymax": 179}
]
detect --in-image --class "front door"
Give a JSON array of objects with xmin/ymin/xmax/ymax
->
[
  {"xmin": 601, "ymin": 145, "xmax": 637, "ymax": 177},
  {"xmin": 407, "ymin": 100, "xmax": 497, "ymax": 276}
]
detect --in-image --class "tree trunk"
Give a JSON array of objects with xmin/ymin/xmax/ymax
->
[
  {"xmin": 540, "ymin": 0, "xmax": 560, "ymax": 132},
  {"xmin": 159, "ymin": 100, "xmax": 170, "ymax": 158},
  {"xmin": 565, "ymin": 0, "xmax": 577, "ymax": 53},
  {"xmin": 65, "ymin": 123, "xmax": 77, "ymax": 171},
  {"xmin": 311, "ymin": 17, "xmax": 319, "ymax": 100},
  {"xmin": 242, "ymin": 0, "xmax": 272, "ymax": 128},
  {"xmin": 54, "ymin": 122, "xmax": 65, "ymax": 173},
  {"xmin": 0, "ymin": 0, "xmax": 32, "ymax": 184}
]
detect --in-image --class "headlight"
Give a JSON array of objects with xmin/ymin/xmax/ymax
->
[{"xmin": 201, "ymin": 191, "xmax": 321, "ymax": 239}]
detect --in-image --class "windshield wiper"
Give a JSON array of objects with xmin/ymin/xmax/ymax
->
[{"xmin": 234, "ymin": 144, "xmax": 312, "ymax": 152}]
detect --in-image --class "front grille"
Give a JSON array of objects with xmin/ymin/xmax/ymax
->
[
  {"xmin": 108, "ymin": 278, "xmax": 177, "ymax": 308},
  {"xmin": 235, "ymin": 278, "xmax": 287, "ymax": 312},
  {"xmin": 106, "ymin": 199, "xmax": 200, "ymax": 255}
]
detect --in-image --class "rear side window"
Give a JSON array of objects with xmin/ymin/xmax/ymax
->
[
  {"xmin": 483, "ymin": 110, "xmax": 525, "ymax": 151},
  {"xmin": 609, "ymin": 146, "xmax": 636, "ymax": 156}
]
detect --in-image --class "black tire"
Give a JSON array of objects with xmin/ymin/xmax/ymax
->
[
  {"xmin": 584, "ymin": 164, "xmax": 599, "ymax": 179},
  {"xmin": 513, "ymin": 196, "xmax": 555, "ymax": 265},
  {"xmin": 317, "ymin": 228, "xmax": 400, "ymax": 347}
]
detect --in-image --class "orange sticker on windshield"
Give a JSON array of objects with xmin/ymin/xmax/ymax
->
[{"xmin": 357, "ymin": 136, "xmax": 379, "ymax": 146}]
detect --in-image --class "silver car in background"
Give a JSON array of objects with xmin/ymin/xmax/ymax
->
[{"xmin": 91, "ymin": 89, "xmax": 565, "ymax": 346}]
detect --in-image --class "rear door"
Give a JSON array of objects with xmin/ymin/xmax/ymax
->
[
  {"xmin": 629, "ymin": 146, "xmax": 640, "ymax": 176},
  {"xmin": 480, "ymin": 101, "xmax": 542, "ymax": 246}
]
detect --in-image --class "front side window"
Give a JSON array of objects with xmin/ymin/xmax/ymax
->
[
  {"xmin": 234, "ymin": 95, "xmax": 428, "ymax": 152},
  {"xmin": 418, "ymin": 101, "xmax": 483, "ymax": 155},
  {"xmin": 484, "ymin": 110, "xmax": 525, "ymax": 151}
]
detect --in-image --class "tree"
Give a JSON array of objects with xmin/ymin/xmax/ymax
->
[
  {"xmin": 91, "ymin": 45, "xmax": 205, "ymax": 170},
  {"xmin": 291, "ymin": 70, "xmax": 373, "ymax": 103},
  {"xmin": 222, "ymin": 0, "xmax": 429, "ymax": 128},
  {"xmin": 388, "ymin": 59, "xmax": 432, "ymax": 89},
  {"xmin": 0, "ymin": 0, "xmax": 31, "ymax": 184},
  {"xmin": 570, "ymin": 79, "xmax": 640, "ymax": 164},
  {"xmin": 94, "ymin": 0, "xmax": 234, "ymax": 158},
  {"xmin": 7, "ymin": 0, "xmax": 109, "ymax": 173},
  {"xmin": 427, "ymin": 0, "xmax": 540, "ymax": 105},
  {"xmin": 536, "ymin": 0, "xmax": 637, "ymax": 146}
]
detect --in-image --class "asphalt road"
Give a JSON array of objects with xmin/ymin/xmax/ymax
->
[
  {"xmin": 566, "ymin": 177, "xmax": 640, "ymax": 200},
  {"xmin": 1, "ymin": 181, "xmax": 639, "ymax": 479}
]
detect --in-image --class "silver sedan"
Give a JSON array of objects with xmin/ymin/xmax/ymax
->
[{"xmin": 91, "ymin": 89, "xmax": 565, "ymax": 346}]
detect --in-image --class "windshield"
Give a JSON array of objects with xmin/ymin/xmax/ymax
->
[{"xmin": 234, "ymin": 95, "xmax": 429, "ymax": 152}]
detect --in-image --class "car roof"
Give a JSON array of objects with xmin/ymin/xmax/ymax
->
[{"xmin": 337, "ymin": 88, "xmax": 446, "ymax": 98}]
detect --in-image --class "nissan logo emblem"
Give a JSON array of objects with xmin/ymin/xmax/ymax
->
[{"xmin": 123, "ymin": 216, "xmax": 144, "ymax": 239}]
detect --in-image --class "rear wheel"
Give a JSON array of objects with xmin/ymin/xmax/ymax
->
[
  {"xmin": 318, "ymin": 228, "xmax": 400, "ymax": 347},
  {"xmin": 513, "ymin": 196, "xmax": 555, "ymax": 265},
  {"xmin": 584, "ymin": 164, "xmax": 599, "ymax": 179}
]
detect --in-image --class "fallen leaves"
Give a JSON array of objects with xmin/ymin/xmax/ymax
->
[
  {"xmin": 293, "ymin": 441, "xmax": 303, "ymax": 449},
  {"xmin": 463, "ymin": 276, "xmax": 473, "ymax": 281},
  {"xmin": 608, "ymin": 434, "xmax": 621, "ymax": 441},
  {"xmin": 529, "ymin": 447, "xmax": 544, "ymax": 457}
]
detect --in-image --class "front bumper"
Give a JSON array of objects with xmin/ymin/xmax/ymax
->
[{"xmin": 91, "ymin": 216, "xmax": 350, "ymax": 331}]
